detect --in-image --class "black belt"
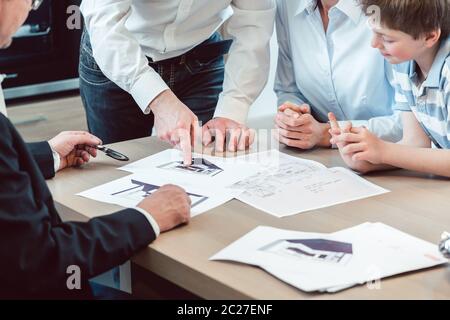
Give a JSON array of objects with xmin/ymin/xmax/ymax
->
[{"xmin": 148, "ymin": 38, "xmax": 233, "ymax": 65}]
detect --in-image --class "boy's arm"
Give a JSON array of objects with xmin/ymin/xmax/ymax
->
[
  {"xmin": 360, "ymin": 60, "xmax": 404, "ymax": 143},
  {"xmin": 339, "ymin": 112, "xmax": 450, "ymax": 177},
  {"xmin": 379, "ymin": 113, "xmax": 450, "ymax": 177},
  {"xmin": 381, "ymin": 142, "xmax": 450, "ymax": 177}
]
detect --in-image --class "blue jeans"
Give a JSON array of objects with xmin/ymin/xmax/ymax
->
[{"xmin": 79, "ymin": 31, "xmax": 225, "ymax": 144}]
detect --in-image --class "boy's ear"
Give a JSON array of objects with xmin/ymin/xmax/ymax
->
[{"xmin": 423, "ymin": 29, "xmax": 441, "ymax": 48}]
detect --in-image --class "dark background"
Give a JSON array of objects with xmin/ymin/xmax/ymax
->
[{"xmin": 0, "ymin": 0, "xmax": 82, "ymax": 92}]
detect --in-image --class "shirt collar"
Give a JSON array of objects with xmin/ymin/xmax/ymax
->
[
  {"xmin": 295, "ymin": 0, "xmax": 317, "ymax": 16},
  {"xmin": 295, "ymin": 0, "xmax": 362, "ymax": 25},
  {"xmin": 335, "ymin": 0, "xmax": 362, "ymax": 24},
  {"xmin": 423, "ymin": 36, "xmax": 450, "ymax": 88}
]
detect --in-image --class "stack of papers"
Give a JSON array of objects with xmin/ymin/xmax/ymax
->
[
  {"xmin": 78, "ymin": 149, "xmax": 260, "ymax": 217},
  {"xmin": 78, "ymin": 149, "xmax": 389, "ymax": 218},
  {"xmin": 210, "ymin": 223, "xmax": 448, "ymax": 293},
  {"xmin": 229, "ymin": 151, "xmax": 388, "ymax": 217},
  {"xmin": 77, "ymin": 172, "xmax": 238, "ymax": 217}
]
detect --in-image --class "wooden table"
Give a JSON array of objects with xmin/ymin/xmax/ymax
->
[{"xmin": 47, "ymin": 137, "xmax": 450, "ymax": 299}]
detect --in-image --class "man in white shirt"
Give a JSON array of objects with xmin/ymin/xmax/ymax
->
[{"xmin": 80, "ymin": 0, "xmax": 276, "ymax": 165}]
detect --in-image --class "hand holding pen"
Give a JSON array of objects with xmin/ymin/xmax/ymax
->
[{"xmin": 49, "ymin": 131, "xmax": 129, "ymax": 172}]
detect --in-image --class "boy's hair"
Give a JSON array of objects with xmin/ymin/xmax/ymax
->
[{"xmin": 359, "ymin": 0, "xmax": 450, "ymax": 39}]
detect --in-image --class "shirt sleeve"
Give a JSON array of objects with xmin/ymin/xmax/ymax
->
[
  {"xmin": 0, "ymin": 76, "xmax": 7, "ymax": 117},
  {"xmin": 442, "ymin": 63, "xmax": 450, "ymax": 141},
  {"xmin": 132, "ymin": 207, "xmax": 161, "ymax": 238},
  {"xmin": 390, "ymin": 62, "xmax": 413, "ymax": 112},
  {"xmin": 443, "ymin": 63, "xmax": 450, "ymax": 108},
  {"xmin": 51, "ymin": 147, "xmax": 61, "ymax": 173},
  {"xmin": 80, "ymin": 0, "xmax": 169, "ymax": 114},
  {"xmin": 26, "ymin": 142, "xmax": 56, "ymax": 179},
  {"xmin": 214, "ymin": 0, "xmax": 276, "ymax": 124},
  {"xmin": 335, "ymin": 62, "xmax": 404, "ymax": 143},
  {"xmin": 338, "ymin": 112, "xmax": 403, "ymax": 143},
  {"xmin": 273, "ymin": 0, "xmax": 308, "ymax": 107}
]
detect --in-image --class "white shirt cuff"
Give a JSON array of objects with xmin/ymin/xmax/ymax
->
[
  {"xmin": 214, "ymin": 94, "xmax": 251, "ymax": 125},
  {"xmin": 132, "ymin": 207, "xmax": 161, "ymax": 238},
  {"xmin": 50, "ymin": 147, "xmax": 61, "ymax": 173},
  {"xmin": 129, "ymin": 71, "xmax": 170, "ymax": 115}
]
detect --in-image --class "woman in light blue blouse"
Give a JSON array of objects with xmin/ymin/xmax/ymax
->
[{"xmin": 274, "ymin": 0, "xmax": 402, "ymax": 149}]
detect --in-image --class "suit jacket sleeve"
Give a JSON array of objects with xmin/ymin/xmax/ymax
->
[
  {"xmin": 0, "ymin": 115, "xmax": 156, "ymax": 295},
  {"xmin": 27, "ymin": 141, "xmax": 55, "ymax": 179}
]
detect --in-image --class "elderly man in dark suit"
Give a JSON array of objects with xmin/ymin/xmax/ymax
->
[{"xmin": 0, "ymin": 0, "xmax": 191, "ymax": 299}]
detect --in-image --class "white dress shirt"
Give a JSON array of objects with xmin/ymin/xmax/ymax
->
[
  {"xmin": 80, "ymin": 0, "xmax": 276, "ymax": 124},
  {"xmin": 275, "ymin": 0, "xmax": 403, "ymax": 142}
]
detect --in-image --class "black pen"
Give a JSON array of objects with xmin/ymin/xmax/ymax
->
[{"xmin": 93, "ymin": 145, "xmax": 129, "ymax": 162}]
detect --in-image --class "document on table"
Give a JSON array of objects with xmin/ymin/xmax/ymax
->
[
  {"xmin": 77, "ymin": 149, "xmax": 267, "ymax": 217},
  {"xmin": 80, "ymin": 148, "xmax": 389, "ymax": 218},
  {"xmin": 77, "ymin": 172, "xmax": 237, "ymax": 217},
  {"xmin": 118, "ymin": 149, "xmax": 263, "ymax": 188},
  {"xmin": 210, "ymin": 223, "xmax": 448, "ymax": 293},
  {"xmin": 229, "ymin": 151, "xmax": 389, "ymax": 217}
]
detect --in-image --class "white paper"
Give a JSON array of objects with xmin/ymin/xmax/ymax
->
[
  {"xmin": 77, "ymin": 172, "xmax": 237, "ymax": 217},
  {"xmin": 230, "ymin": 151, "xmax": 389, "ymax": 217},
  {"xmin": 119, "ymin": 149, "xmax": 389, "ymax": 217},
  {"xmin": 119, "ymin": 149, "xmax": 263, "ymax": 189},
  {"xmin": 210, "ymin": 223, "xmax": 447, "ymax": 293}
]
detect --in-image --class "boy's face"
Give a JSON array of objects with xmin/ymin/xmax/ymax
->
[
  {"xmin": 0, "ymin": 0, "xmax": 32, "ymax": 49},
  {"xmin": 370, "ymin": 25, "xmax": 431, "ymax": 65}
]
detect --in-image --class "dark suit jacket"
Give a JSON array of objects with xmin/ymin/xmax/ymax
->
[{"xmin": 0, "ymin": 114, "xmax": 156, "ymax": 299}]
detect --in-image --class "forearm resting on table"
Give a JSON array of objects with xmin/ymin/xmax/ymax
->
[{"xmin": 381, "ymin": 142, "xmax": 450, "ymax": 177}]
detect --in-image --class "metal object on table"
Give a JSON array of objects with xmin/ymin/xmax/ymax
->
[
  {"xmin": 94, "ymin": 145, "xmax": 130, "ymax": 162},
  {"xmin": 439, "ymin": 232, "xmax": 450, "ymax": 258}
]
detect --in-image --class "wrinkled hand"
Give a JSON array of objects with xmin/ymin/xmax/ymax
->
[
  {"xmin": 137, "ymin": 184, "xmax": 191, "ymax": 233},
  {"xmin": 274, "ymin": 102, "xmax": 331, "ymax": 149},
  {"xmin": 48, "ymin": 131, "xmax": 101, "ymax": 171},
  {"xmin": 202, "ymin": 117, "xmax": 255, "ymax": 152},
  {"xmin": 150, "ymin": 90, "xmax": 200, "ymax": 165},
  {"xmin": 328, "ymin": 113, "xmax": 375, "ymax": 174}
]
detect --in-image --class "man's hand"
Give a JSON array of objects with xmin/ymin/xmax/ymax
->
[
  {"xmin": 202, "ymin": 117, "xmax": 255, "ymax": 152},
  {"xmin": 328, "ymin": 113, "xmax": 375, "ymax": 174},
  {"xmin": 48, "ymin": 131, "xmax": 102, "ymax": 171},
  {"xmin": 150, "ymin": 90, "xmax": 200, "ymax": 165},
  {"xmin": 275, "ymin": 103, "xmax": 331, "ymax": 149},
  {"xmin": 137, "ymin": 184, "xmax": 191, "ymax": 233}
]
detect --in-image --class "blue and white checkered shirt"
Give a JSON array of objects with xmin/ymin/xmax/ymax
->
[{"xmin": 393, "ymin": 37, "xmax": 450, "ymax": 149}]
